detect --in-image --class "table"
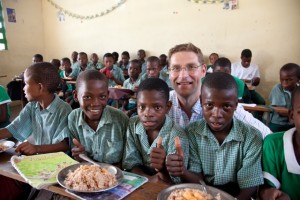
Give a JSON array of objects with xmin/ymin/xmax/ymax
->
[
  {"xmin": 0, "ymin": 75, "xmax": 7, "ymax": 78},
  {"xmin": 0, "ymin": 149, "xmax": 168, "ymax": 200},
  {"xmin": 241, "ymin": 104, "xmax": 289, "ymax": 125}
]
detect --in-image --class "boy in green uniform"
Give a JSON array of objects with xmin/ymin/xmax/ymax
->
[
  {"xmin": 260, "ymin": 84, "xmax": 300, "ymax": 200},
  {"xmin": 166, "ymin": 72, "xmax": 263, "ymax": 199},
  {"xmin": 69, "ymin": 70, "xmax": 128, "ymax": 166},
  {"xmin": 0, "ymin": 84, "xmax": 11, "ymax": 128},
  {"xmin": 123, "ymin": 78, "xmax": 189, "ymax": 183}
]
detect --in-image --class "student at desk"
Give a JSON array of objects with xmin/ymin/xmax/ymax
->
[
  {"xmin": 268, "ymin": 63, "xmax": 300, "ymax": 132},
  {"xmin": 0, "ymin": 62, "xmax": 72, "ymax": 200}
]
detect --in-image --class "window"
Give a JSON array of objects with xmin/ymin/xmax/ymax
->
[{"xmin": 0, "ymin": 2, "xmax": 8, "ymax": 50}]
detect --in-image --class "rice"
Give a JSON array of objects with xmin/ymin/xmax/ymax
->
[
  {"xmin": 64, "ymin": 165, "xmax": 117, "ymax": 191},
  {"xmin": 168, "ymin": 188, "xmax": 221, "ymax": 200}
]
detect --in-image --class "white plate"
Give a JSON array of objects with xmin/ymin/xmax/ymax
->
[
  {"xmin": 0, "ymin": 140, "xmax": 15, "ymax": 153},
  {"xmin": 57, "ymin": 162, "xmax": 123, "ymax": 193}
]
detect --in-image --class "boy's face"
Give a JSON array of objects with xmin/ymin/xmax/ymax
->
[
  {"xmin": 79, "ymin": 54, "xmax": 88, "ymax": 67},
  {"xmin": 146, "ymin": 61, "xmax": 160, "ymax": 78},
  {"xmin": 61, "ymin": 61, "xmax": 71, "ymax": 71},
  {"xmin": 289, "ymin": 92, "xmax": 300, "ymax": 134},
  {"xmin": 241, "ymin": 56, "xmax": 251, "ymax": 68},
  {"xmin": 280, "ymin": 70, "xmax": 299, "ymax": 91},
  {"xmin": 209, "ymin": 55, "xmax": 218, "ymax": 65},
  {"xmin": 128, "ymin": 63, "xmax": 141, "ymax": 79},
  {"xmin": 32, "ymin": 56, "xmax": 42, "ymax": 63},
  {"xmin": 72, "ymin": 52, "xmax": 78, "ymax": 61},
  {"xmin": 137, "ymin": 51, "xmax": 146, "ymax": 60},
  {"xmin": 137, "ymin": 90, "xmax": 171, "ymax": 132},
  {"xmin": 75, "ymin": 80, "xmax": 108, "ymax": 125},
  {"xmin": 23, "ymin": 70, "xmax": 41, "ymax": 101},
  {"xmin": 159, "ymin": 56, "xmax": 167, "ymax": 67},
  {"xmin": 103, "ymin": 56, "xmax": 114, "ymax": 69},
  {"xmin": 121, "ymin": 55, "xmax": 129, "ymax": 65},
  {"xmin": 169, "ymin": 51, "xmax": 206, "ymax": 98},
  {"xmin": 91, "ymin": 54, "xmax": 99, "ymax": 64},
  {"xmin": 213, "ymin": 66, "xmax": 231, "ymax": 74},
  {"xmin": 201, "ymin": 86, "xmax": 237, "ymax": 134}
]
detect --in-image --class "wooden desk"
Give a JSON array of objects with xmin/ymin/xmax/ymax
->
[{"xmin": 0, "ymin": 149, "xmax": 168, "ymax": 200}]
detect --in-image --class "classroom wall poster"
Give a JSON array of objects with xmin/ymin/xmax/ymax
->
[
  {"xmin": 6, "ymin": 8, "xmax": 16, "ymax": 23},
  {"xmin": 223, "ymin": 0, "xmax": 238, "ymax": 10}
]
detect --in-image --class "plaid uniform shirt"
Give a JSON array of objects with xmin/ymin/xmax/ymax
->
[
  {"xmin": 68, "ymin": 106, "xmax": 128, "ymax": 164},
  {"xmin": 186, "ymin": 117, "xmax": 264, "ymax": 188},
  {"xmin": 6, "ymin": 94, "xmax": 72, "ymax": 145},
  {"xmin": 122, "ymin": 115, "xmax": 189, "ymax": 183}
]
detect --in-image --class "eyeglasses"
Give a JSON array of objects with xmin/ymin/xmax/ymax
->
[{"xmin": 169, "ymin": 65, "xmax": 202, "ymax": 73}]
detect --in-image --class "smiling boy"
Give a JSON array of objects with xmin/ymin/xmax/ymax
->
[
  {"xmin": 167, "ymin": 72, "xmax": 263, "ymax": 199},
  {"xmin": 68, "ymin": 70, "xmax": 128, "ymax": 165}
]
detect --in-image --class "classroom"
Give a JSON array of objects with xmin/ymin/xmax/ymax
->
[{"xmin": 0, "ymin": 0, "xmax": 300, "ymax": 200}]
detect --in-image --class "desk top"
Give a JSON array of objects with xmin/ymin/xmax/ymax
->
[{"xmin": 0, "ymin": 149, "xmax": 168, "ymax": 200}]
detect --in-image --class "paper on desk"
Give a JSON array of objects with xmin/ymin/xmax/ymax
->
[
  {"xmin": 238, "ymin": 103, "xmax": 257, "ymax": 107},
  {"xmin": 66, "ymin": 171, "xmax": 148, "ymax": 200},
  {"xmin": 11, "ymin": 152, "xmax": 78, "ymax": 189}
]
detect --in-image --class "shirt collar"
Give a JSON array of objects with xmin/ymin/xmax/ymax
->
[
  {"xmin": 34, "ymin": 94, "xmax": 59, "ymax": 114},
  {"xmin": 170, "ymin": 90, "xmax": 202, "ymax": 114},
  {"xmin": 284, "ymin": 128, "xmax": 300, "ymax": 174}
]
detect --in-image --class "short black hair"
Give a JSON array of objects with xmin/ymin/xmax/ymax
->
[
  {"xmin": 112, "ymin": 52, "xmax": 119, "ymax": 61},
  {"xmin": 78, "ymin": 52, "xmax": 87, "ymax": 58},
  {"xmin": 202, "ymin": 72, "xmax": 238, "ymax": 98},
  {"xmin": 241, "ymin": 49, "xmax": 252, "ymax": 58},
  {"xmin": 121, "ymin": 51, "xmax": 130, "ymax": 58},
  {"xmin": 76, "ymin": 69, "xmax": 108, "ymax": 89},
  {"xmin": 25, "ymin": 62, "xmax": 60, "ymax": 93},
  {"xmin": 61, "ymin": 57, "xmax": 71, "ymax": 65},
  {"xmin": 33, "ymin": 54, "xmax": 43, "ymax": 62},
  {"xmin": 291, "ymin": 83, "xmax": 300, "ymax": 109},
  {"xmin": 137, "ymin": 78, "xmax": 169, "ymax": 103},
  {"xmin": 147, "ymin": 56, "xmax": 160, "ymax": 64},
  {"xmin": 280, "ymin": 63, "xmax": 300, "ymax": 79},
  {"xmin": 50, "ymin": 59, "xmax": 61, "ymax": 70},
  {"xmin": 213, "ymin": 57, "xmax": 231, "ymax": 70},
  {"xmin": 103, "ymin": 53, "xmax": 114, "ymax": 59},
  {"xmin": 130, "ymin": 59, "xmax": 142, "ymax": 69}
]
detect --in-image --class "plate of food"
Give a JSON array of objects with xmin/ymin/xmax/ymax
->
[
  {"xmin": 57, "ymin": 162, "xmax": 124, "ymax": 193},
  {"xmin": 0, "ymin": 140, "xmax": 15, "ymax": 153},
  {"xmin": 157, "ymin": 183, "xmax": 235, "ymax": 200}
]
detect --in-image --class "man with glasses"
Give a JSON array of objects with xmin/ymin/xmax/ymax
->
[{"xmin": 167, "ymin": 43, "xmax": 271, "ymax": 137}]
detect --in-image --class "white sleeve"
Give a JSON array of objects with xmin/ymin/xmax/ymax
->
[
  {"xmin": 234, "ymin": 104, "xmax": 271, "ymax": 139},
  {"xmin": 253, "ymin": 64, "xmax": 260, "ymax": 78}
]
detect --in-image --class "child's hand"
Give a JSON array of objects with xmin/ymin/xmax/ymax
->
[
  {"xmin": 166, "ymin": 136, "xmax": 185, "ymax": 176},
  {"xmin": 72, "ymin": 138, "xmax": 85, "ymax": 161},
  {"xmin": 15, "ymin": 141, "xmax": 38, "ymax": 155},
  {"xmin": 150, "ymin": 136, "xmax": 166, "ymax": 171},
  {"xmin": 260, "ymin": 187, "xmax": 291, "ymax": 200}
]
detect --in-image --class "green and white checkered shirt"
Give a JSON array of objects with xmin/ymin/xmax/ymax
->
[
  {"xmin": 6, "ymin": 94, "xmax": 72, "ymax": 145},
  {"xmin": 68, "ymin": 106, "xmax": 129, "ymax": 164},
  {"xmin": 122, "ymin": 115, "xmax": 189, "ymax": 183},
  {"xmin": 186, "ymin": 117, "xmax": 263, "ymax": 188}
]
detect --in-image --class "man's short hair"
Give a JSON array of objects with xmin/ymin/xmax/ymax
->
[
  {"xmin": 168, "ymin": 43, "xmax": 204, "ymax": 65},
  {"xmin": 241, "ymin": 49, "xmax": 252, "ymax": 58}
]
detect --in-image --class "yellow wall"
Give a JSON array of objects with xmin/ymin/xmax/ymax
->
[
  {"xmin": 0, "ymin": 0, "xmax": 44, "ymax": 86},
  {"xmin": 1, "ymin": 0, "xmax": 300, "ymax": 101}
]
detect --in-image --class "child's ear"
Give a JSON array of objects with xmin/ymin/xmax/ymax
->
[
  {"xmin": 166, "ymin": 100, "xmax": 172, "ymax": 112},
  {"xmin": 73, "ymin": 90, "xmax": 78, "ymax": 102}
]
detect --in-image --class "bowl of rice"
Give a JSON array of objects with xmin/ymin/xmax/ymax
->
[
  {"xmin": 57, "ymin": 162, "xmax": 123, "ymax": 193},
  {"xmin": 157, "ymin": 183, "xmax": 235, "ymax": 200}
]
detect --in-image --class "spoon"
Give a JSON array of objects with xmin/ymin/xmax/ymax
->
[
  {"xmin": 199, "ymin": 179, "xmax": 208, "ymax": 194},
  {"xmin": 78, "ymin": 153, "xmax": 117, "ymax": 175}
]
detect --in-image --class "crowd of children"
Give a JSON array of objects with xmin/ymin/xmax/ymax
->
[{"xmin": 0, "ymin": 43, "xmax": 299, "ymax": 200}]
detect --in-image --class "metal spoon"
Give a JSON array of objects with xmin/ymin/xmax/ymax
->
[{"xmin": 199, "ymin": 179, "xmax": 208, "ymax": 194}]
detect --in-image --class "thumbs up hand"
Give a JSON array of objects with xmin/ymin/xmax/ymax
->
[
  {"xmin": 150, "ymin": 136, "xmax": 166, "ymax": 171},
  {"xmin": 166, "ymin": 136, "xmax": 185, "ymax": 176},
  {"xmin": 71, "ymin": 138, "xmax": 86, "ymax": 161}
]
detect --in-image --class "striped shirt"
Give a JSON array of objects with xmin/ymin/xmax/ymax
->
[
  {"xmin": 186, "ymin": 117, "xmax": 264, "ymax": 188},
  {"xmin": 68, "ymin": 106, "xmax": 128, "ymax": 164},
  {"xmin": 6, "ymin": 94, "xmax": 72, "ymax": 145}
]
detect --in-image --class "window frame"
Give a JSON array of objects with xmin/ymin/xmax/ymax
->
[{"xmin": 0, "ymin": 2, "xmax": 8, "ymax": 50}]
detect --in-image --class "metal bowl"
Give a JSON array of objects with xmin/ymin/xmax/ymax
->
[
  {"xmin": 57, "ymin": 162, "xmax": 123, "ymax": 193},
  {"xmin": 157, "ymin": 183, "xmax": 235, "ymax": 200}
]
